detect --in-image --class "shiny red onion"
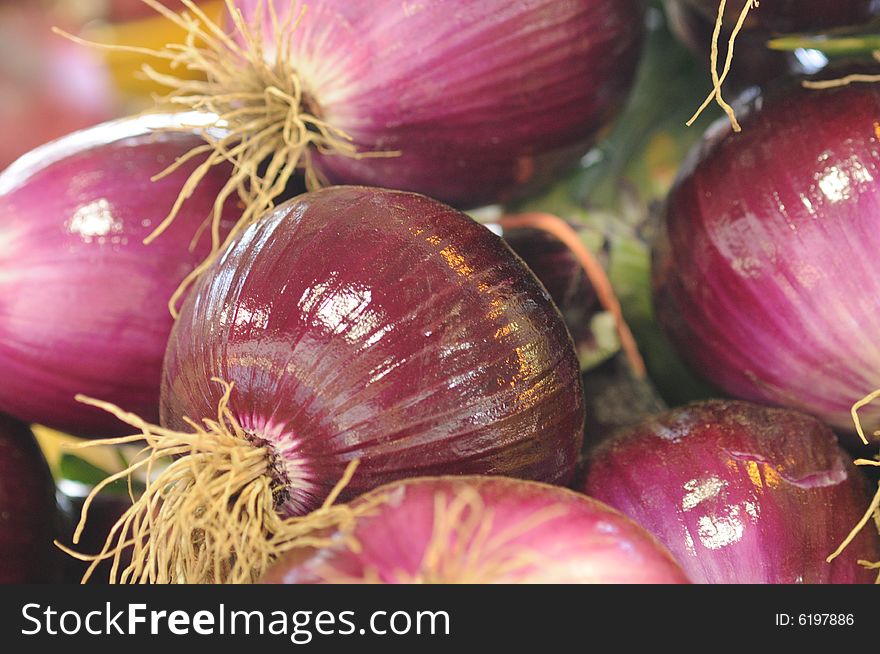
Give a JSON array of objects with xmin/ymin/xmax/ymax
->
[
  {"xmin": 0, "ymin": 414, "xmax": 58, "ymax": 583},
  {"xmin": 582, "ymin": 400, "xmax": 880, "ymax": 584},
  {"xmin": 163, "ymin": 186, "xmax": 585, "ymax": 510},
  {"xmin": 262, "ymin": 476, "xmax": 689, "ymax": 584},
  {"xmin": 76, "ymin": 186, "xmax": 584, "ymax": 584},
  {"xmin": 271, "ymin": 0, "xmax": 644, "ymax": 206},
  {"xmin": 0, "ymin": 113, "xmax": 237, "ymax": 436},
  {"xmin": 654, "ymin": 82, "xmax": 880, "ymax": 437},
  {"xmin": 0, "ymin": 6, "xmax": 117, "ymax": 169}
]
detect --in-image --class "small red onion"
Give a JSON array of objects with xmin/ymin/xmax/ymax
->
[
  {"xmin": 0, "ymin": 414, "xmax": 59, "ymax": 583},
  {"xmin": 262, "ymin": 476, "xmax": 689, "ymax": 584},
  {"xmin": 0, "ymin": 113, "xmax": 237, "ymax": 436},
  {"xmin": 582, "ymin": 400, "xmax": 880, "ymax": 584},
  {"xmin": 78, "ymin": 186, "xmax": 584, "ymax": 584},
  {"xmin": 654, "ymin": 81, "xmax": 880, "ymax": 437}
]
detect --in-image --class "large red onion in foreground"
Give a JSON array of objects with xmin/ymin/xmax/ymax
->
[
  {"xmin": 582, "ymin": 401, "xmax": 880, "ymax": 583},
  {"xmin": 263, "ymin": 476, "xmax": 689, "ymax": 584},
  {"xmin": 654, "ymin": 82, "xmax": 880, "ymax": 437},
  {"xmin": 80, "ymin": 186, "xmax": 584, "ymax": 583},
  {"xmin": 0, "ymin": 113, "xmax": 237, "ymax": 436},
  {"xmin": 0, "ymin": 415, "xmax": 58, "ymax": 583},
  {"xmin": 164, "ymin": 186, "xmax": 584, "ymax": 503}
]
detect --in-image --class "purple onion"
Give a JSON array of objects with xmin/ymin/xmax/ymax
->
[
  {"xmin": 78, "ymin": 186, "xmax": 584, "ymax": 583},
  {"xmin": 164, "ymin": 186, "xmax": 584, "ymax": 508},
  {"xmin": 582, "ymin": 400, "xmax": 880, "ymax": 584},
  {"xmin": 131, "ymin": 0, "xmax": 644, "ymax": 236},
  {"xmin": 0, "ymin": 414, "xmax": 58, "ymax": 583},
  {"xmin": 0, "ymin": 113, "xmax": 237, "ymax": 436},
  {"xmin": 262, "ymin": 476, "xmax": 689, "ymax": 584},
  {"xmin": 654, "ymin": 82, "xmax": 880, "ymax": 437}
]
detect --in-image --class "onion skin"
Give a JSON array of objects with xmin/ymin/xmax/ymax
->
[
  {"xmin": 495, "ymin": 224, "xmax": 597, "ymax": 356},
  {"xmin": 653, "ymin": 82, "xmax": 880, "ymax": 437},
  {"xmin": 0, "ymin": 114, "xmax": 237, "ymax": 437},
  {"xmin": 261, "ymin": 476, "xmax": 689, "ymax": 584},
  {"xmin": 162, "ymin": 186, "xmax": 584, "ymax": 515},
  {"xmin": 582, "ymin": 401, "xmax": 880, "ymax": 584},
  {"xmin": 0, "ymin": 415, "xmax": 58, "ymax": 583},
  {"xmin": 237, "ymin": 0, "xmax": 645, "ymax": 207}
]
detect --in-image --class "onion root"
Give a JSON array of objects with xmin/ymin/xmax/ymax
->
[{"xmin": 56, "ymin": 378, "xmax": 380, "ymax": 584}]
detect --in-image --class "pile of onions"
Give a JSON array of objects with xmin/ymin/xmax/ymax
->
[
  {"xmin": 654, "ymin": 81, "xmax": 880, "ymax": 438},
  {"xmin": 0, "ymin": 5, "xmax": 116, "ymax": 169},
  {"xmin": 76, "ymin": 186, "xmax": 585, "ymax": 584},
  {"xmin": 0, "ymin": 113, "xmax": 239, "ymax": 436},
  {"xmin": 0, "ymin": 414, "xmax": 59, "ymax": 583},
  {"xmin": 262, "ymin": 476, "xmax": 689, "ymax": 584},
  {"xmin": 94, "ymin": 0, "xmax": 645, "ymax": 266},
  {"xmin": 581, "ymin": 400, "xmax": 880, "ymax": 583}
]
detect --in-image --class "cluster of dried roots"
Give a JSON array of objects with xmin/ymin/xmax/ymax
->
[{"xmin": 58, "ymin": 379, "xmax": 379, "ymax": 584}]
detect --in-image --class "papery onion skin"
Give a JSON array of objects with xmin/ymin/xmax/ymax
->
[
  {"xmin": 0, "ymin": 114, "xmax": 237, "ymax": 437},
  {"xmin": 261, "ymin": 476, "xmax": 689, "ymax": 584},
  {"xmin": 162, "ymin": 186, "xmax": 585, "ymax": 515},
  {"xmin": 653, "ymin": 82, "xmax": 880, "ymax": 437},
  {"xmin": 0, "ymin": 415, "xmax": 59, "ymax": 583},
  {"xmin": 582, "ymin": 400, "xmax": 880, "ymax": 584},
  {"xmin": 236, "ymin": 0, "xmax": 645, "ymax": 207}
]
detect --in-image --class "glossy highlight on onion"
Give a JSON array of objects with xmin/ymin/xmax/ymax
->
[
  {"xmin": 582, "ymin": 401, "xmax": 880, "ymax": 584},
  {"xmin": 0, "ymin": 113, "xmax": 238, "ymax": 436},
  {"xmin": 76, "ymin": 186, "xmax": 584, "ymax": 583},
  {"xmin": 492, "ymin": 219, "xmax": 597, "ymax": 363},
  {"xmin": 0, "ymin": 415, "xmax": 58, "ymax": 583},
  {"xmin": 654, "ymin": 81, "xmax": 880, "ymax": 437},
  {"xmin": 262, "ymin": 476, "xmax": 689, "ymax": 584}
]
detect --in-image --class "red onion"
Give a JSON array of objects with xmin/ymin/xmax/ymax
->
[
  {"xmin": 654, "ymin": 81, "xmax": 880, "ymax": 438},
  {"xmin": 262, "ymin": 476, "xmax": 689, "ymax": 584},
  {"xmin": 0, "ymin": 414, "xmax": 59, "ymax": 583},
  {"xmin": 0, "ymin": 6, "xmax": 117, "ymax": 169},
  {"xmin": 581, "ymin": 400, "xmax": 880, "ymax": 583},
  {"xmin": 108, "ymin": 0, "xmax": 644, "ymax": 262},
  {"xmin": 0, "ymin": 113, "xmax": 237, "ymax": 436},
  {"xmin": 678, "ymin": 0, "xmax": 880, "ymax": 34},
  {"xmin": 77, "ymin": 185, "xmax": 584, "ymax": 583}
]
